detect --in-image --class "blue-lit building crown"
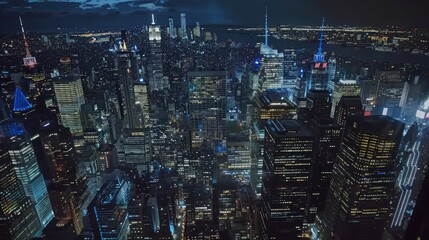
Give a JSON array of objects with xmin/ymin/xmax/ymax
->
[{"xmin": 13, "ymin": 87, "xmax": 32, "ymax": 112}]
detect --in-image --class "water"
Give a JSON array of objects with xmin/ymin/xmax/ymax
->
[{"xmin": 212, "ymin": 29, "xmax": 429, "ymax": 66}]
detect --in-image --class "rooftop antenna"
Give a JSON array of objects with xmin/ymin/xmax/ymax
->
[
  {"xmin": 313, "ymin": 17, "xmax": 325, "ymax": 63},
  {"xmin": 19, "ymin": 16, "xmax": 37, "ymax": 67},
  {"xmin": 264, "ymin": 6, "xmax": 268, "ymax": 46},
  {"xmin": 151, "ymin": 13, "xmax": 155, "ymax": 25}
]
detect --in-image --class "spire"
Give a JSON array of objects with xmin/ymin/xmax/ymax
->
[
  {"xmin": 123, "ymin": 40, "xmax": 127, "ymax": 50},
  {"xmin": 19, "ymin": 16, "xmax": 37, "ymax": 67},
  {"xmin": 13, "ymin": 87, "xmax": 32, "ymax": 112},
  {"xmin": 264, "ymin": 6, "xmax": 268, "ymax": 46},
  {"xmin": 151, "ymin": 13, "xmax": 155, "ymax": 25},
  {"xmin": 19, "ymin": 16, "xmax": 31, "ymax": 58},
  {"xmin": 313, "ymin": 17, "xmax": 325, "ymax": 63}
]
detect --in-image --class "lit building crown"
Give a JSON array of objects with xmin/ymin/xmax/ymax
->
[
  {"xmin": 13, "ymin": 87, "xmax": 32, "ymax": 112},
  {"xmin": 313, "ymin": 18, "xmax": 326, "ymax": 63}
]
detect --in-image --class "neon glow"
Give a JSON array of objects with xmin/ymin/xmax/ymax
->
[{"xmin": 13, "ymin": 87, "xmax": 32, "ymax": 112}]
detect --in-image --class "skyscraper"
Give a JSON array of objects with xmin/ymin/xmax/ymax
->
[
  {"xmin": 147, "ymin": 14, "xmax": 168, "ymax": 92},
  {"xmin": 180, "ymin": 13, "xmax": 187, "ymax": 40},
  {"xmin": 53, "ymin": 75, "xmax": 85, "ymax": 136},
  {"xmin": 330, "ymin": 80, "xmax": 361, "ymax": 117},
  {"xmin": 261, "ymin": 119, "xmax": 314, "ymax": 239},
  {"xmin": 88, "ymin": 180, "xmax": 130, "ymax": 240},
  {"xmin": 305, "ymin": 19, "xmax": 329, "ymax": 96},
  {"xmin": 307, "ymin": 89, "xmax": 332, "ymax": 118},
  {"xmin": 3, "ymin": 134, "xmax": 54, "ymax": 229},
  {"xmin": 0, "ymin": 148, "xmax": 41, "ymax": 240},
  {"xmin": 373, "ymin": 70, "xmax": 405, "ymax": 117},
  {"xmin": 116, "ymin": 45, "xmax": 139, "ymax": 129},
  {"xmin": 188, "ymin": 70, "xmax": 226, "ymax": 150},
  {"xmin": 315, "ymin": 115, "xmax": 404, "ymax": 240},
  {"xmin": 259, "ymin": 44, "xmax": 285, "ymax": 91},
  {"xmin": 305, "ymin": 117, "xmax": 341, "ymax": 224},
  {"xmin": 168, "ymin": 16, "xmax": 175, "ymax": 38},
  {"xmin": 334, "ymin": 96, "xmax": 364, "ymax": 128},
  {"xmin": 390, "ymin": 124, "xmax": 429, "ymax": 230}
]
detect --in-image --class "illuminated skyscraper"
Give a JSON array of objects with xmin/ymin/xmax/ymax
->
[
  {"xmin": 53, "ymin": 75, "xmax": 85, "ymax": 136},
  {"xmin": 0, "ymin": 148, "xmax": 41, "ymax": 240},
  {"xmin": 3, "ymin": 134, "xmax": 54, "ymax": 229},
  {"xmin": 403, "ymin": 164, "xmax": 429, "ymax": 240},
  {"xmin": 134, "ymin": 79, "xmax": 150, "ymax": 128},
  {"xmin": 305, "ymin": 18, "xmax": 329, "ymax": 96},
  {"xmin": 261, "ymin": 119, "xmax": 314, "ymax": 239},
  {"xmin": 180, "ymin": 13, "xmax": 187, "ymax": 40},
  {"xmin": 373, "ymin": 70, "xmax": 405, "ymax": 117},
  {"xmin": 315, "ymin": 116, "xmax": 404, "ymax": 240},
  {"xmin": 259, "ymin": 11, "xmax": 283, "ymax": 92},
  {"xmin": 168, "ymin": 17, "xmax": 176, "ymax": 38},
  {"xmin": 148, "ymin": 14, "xmax": 168, "ymax": 92},
  {"xmin": 188, "ymin": 70, "xmax": 226, "ymax": 150},
  {"xmin": 390, "ymin": 124, "xmax": 429, "ymax": 230},
  {"xmin": 193, "ymin": 22, "xmax": 201, "ymax": 38},
  {"xmin": 88, "ymin": 180, "xmax": 130, "ymax": 240},
  {"xmin": 330, "ymin": 80, "xmax": 361, "ymax": 117}
]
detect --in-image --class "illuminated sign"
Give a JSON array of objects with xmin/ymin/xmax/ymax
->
[
  {"xmin": 23, "ymin": 57, "xmax": 37, "ymax": 67},
  {"xmin": 314, "ymin": 62, "xmax": 327, "ymax": 69}
]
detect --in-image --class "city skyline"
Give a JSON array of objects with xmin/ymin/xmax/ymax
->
[
  {"xmin": 0, "ymin": 2, "xmax": 428, "ymax": 240},
  {"xmin": 1, "ymin": 0, "xmax": 429, "ymax": 33}
]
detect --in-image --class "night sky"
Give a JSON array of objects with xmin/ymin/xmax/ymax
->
[{"xmin": 0, "ymin": 0, "xmax": 427, "ymax": 33}]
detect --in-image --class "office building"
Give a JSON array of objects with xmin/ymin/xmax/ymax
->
[
  {"xmin": 305, "ymin": 117, "xmax": 341, "ymax": 223},
  {"xmin": 3, "ymin": 135, "xmax": 54, "ymax": 229},
  {"xmin": 261, "ymin": 119, "xmax": 314, "ymax": 239},
  {"xmin": 116, "ymin": 45, "xmax": 139, "ymax": 128},
  {"xmin": 391, "ymin": 124, "xmax": 429, "ymax": 230},
  {"xmin": 315, "ymin": 116, "xmax": 404, "ymax": 240},
  {"xmin": 52, "ymin": 75, "xmax": 85, "ymax": 136},
  {"xmin": 259, "ymin": 44, "xmax": 284, "ymax": 91},
  {"xmin": 168, "ymin": 16, "xmax": 175, "ymax": 38},
  {"xmin": 180, "ymin": 13, "xmax": 187, "ymax": 39},
  {"xmin": 0, "ymin": 148, "xmax": 41, "ymax": 240},
  {"xmin": 88, "ymin": 180, "xmax": 130, "ymax": 240},
  {"xmin": 188, "ymin": 70, "xmax": 226, "ymax": 150},
  {"xmin": 373, "ymin": 70, "xmax": 405, "ymax": 117},
  {"xmin": 330, "ymin": 80, "xmax": 361, "ymax": 117},
  {"xmin": 307, "ymin": 89, "xmax": 332, "ymax": 118},
  {"xmin": 334, "ymin": 96, "xmax": 364, "ymax": 128}
]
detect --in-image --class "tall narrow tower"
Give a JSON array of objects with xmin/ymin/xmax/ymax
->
[
  {"xmin": 265, "ymin": 6, "xmax": 268, "ymax": 46},
  {"xmin": 314, "ymin": 18, "xmax": 325, "ymax": 63},
  {"xmin": 180, "ymin": 13, "xmax": 187, "ymax": 40},
  {"xmin": 19, "ymin": 16, "xmax": 37, "ymax": 68}
]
